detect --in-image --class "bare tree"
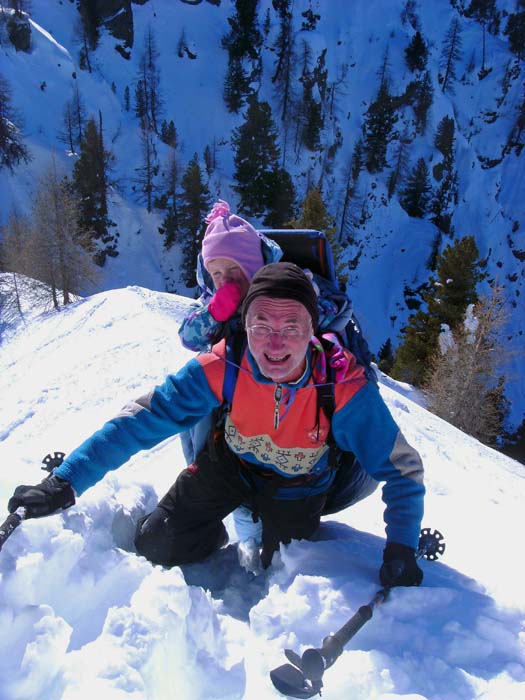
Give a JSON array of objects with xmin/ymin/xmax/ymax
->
[
  {"xmin": 0, "ymin": 208, "xmax": 34, "ymax": 324},
  {"xmin": 28, "ymin": 160, "xmax": 98, "ymax": 308},
  {"xmin": 424, "ymin": 286, "xmax": 511, "ymax": 445}
]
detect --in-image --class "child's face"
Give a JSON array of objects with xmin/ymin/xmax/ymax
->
[{"xmin": 207, "ymin": 258, "xmax": 250, "ymax": 298}]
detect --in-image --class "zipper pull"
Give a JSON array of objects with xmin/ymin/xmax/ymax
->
[{"xmin": 274, "ymin": 383, "xmax": 283, "ymax": 430}]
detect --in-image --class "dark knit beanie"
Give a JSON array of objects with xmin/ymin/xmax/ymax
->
[{"xmin": 241, "ymin": 262, "xmax": 319, "ymax": 330}]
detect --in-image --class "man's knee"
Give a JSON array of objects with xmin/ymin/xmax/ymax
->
[{"xmin": 134, "ymin": 508, "xmax": 228, "ymax": 566}]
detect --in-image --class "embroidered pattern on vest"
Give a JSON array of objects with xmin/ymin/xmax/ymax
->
[{"xmin": 224, "ymin": 414, "xmax": 329, "ymax": 476}]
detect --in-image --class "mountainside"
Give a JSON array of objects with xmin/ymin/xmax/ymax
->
[
  {"xmin": 0, "ymin": 283, "xmax": 524, "ymax": 700},
  {"xmin": 1, "ymin": 0, "xmax": 524, "ymax": 431}
]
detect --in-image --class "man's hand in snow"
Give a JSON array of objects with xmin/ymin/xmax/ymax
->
[{"xmin": 380, "ymin": 542, "xmax": 423, "ymax": 587}]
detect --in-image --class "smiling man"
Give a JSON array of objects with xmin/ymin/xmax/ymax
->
[{"xmin": 8, "ymin": 263, "xmax": 425, "ymax": 587}]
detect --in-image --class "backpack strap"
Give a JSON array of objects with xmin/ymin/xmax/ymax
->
[
  {"xmin": 314, "ymin": 338, "xmax": 339, "ymax": 469},
  {"xmin": 222, "ymin": 329, "xmax": 246, "ymax": 408}
]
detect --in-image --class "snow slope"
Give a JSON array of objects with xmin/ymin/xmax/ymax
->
[{"xmin": 0, "ymin": 286, "xmax": 524, "ymax": 700}]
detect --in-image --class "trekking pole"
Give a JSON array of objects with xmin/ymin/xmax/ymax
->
[
  {"xmin": 270, "ymin": 528, "xmax": 446, "ymax": 699},
  {"xmin": 0, "ymin": 452, "xmax": 65, "ymax": 554}
]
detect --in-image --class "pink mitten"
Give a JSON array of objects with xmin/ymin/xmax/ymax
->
[
  {"xmin": 208, "ymin": 282, "xmax": 243, "ymax": 321},
  {"xmin": 322, "ymin": 332, "xmax": 349, "ymax": 382}
]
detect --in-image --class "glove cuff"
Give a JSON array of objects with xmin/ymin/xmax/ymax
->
[{"xmin": 383, "ymin": 541, "xmax": 416, "ymax": 562}]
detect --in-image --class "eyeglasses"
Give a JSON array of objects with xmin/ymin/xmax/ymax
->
[{"xmin": 247, "ymin": 324, "xmax": 308, "ymax": 340}]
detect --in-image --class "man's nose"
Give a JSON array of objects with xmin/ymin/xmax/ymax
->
[{"xmin": 268, "ymin": 330, "xmax": 285, "ymax": 347}]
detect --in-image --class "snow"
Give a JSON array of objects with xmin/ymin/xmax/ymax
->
[{"xmin": 1, "ymin": 284, "xmax": 524, "ymax": 700}]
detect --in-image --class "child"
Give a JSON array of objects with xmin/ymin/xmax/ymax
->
[{"xmin": 179, "ymin": 200, "xmax": 281, "ymax": 354}]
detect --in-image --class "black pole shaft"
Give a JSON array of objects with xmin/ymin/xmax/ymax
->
[
  {"xmin": 0, "ymin": 509, "xmax": 25, "ymax": 552},
  {"xmin": 318, "ymin": 589, "xmax": 388, "ymax": 665}
]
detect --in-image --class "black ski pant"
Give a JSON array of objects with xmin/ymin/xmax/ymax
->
[{"xmin": 134, "ymin": 438, "xmax": 378, "ymax": 569}]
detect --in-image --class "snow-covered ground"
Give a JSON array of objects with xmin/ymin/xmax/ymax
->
[{"xmin": 0, "ymin": 285, "xmax": 523, "ymax": 700}]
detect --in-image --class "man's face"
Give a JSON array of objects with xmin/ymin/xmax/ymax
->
[{"xmin": 245, "ymin": 296, "xmax": 313, "ymax": 383}]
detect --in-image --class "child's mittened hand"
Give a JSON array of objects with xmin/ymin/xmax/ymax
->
[{"xmin": 208, "ymin": 282, "xmax": 243, "ymax": 321}]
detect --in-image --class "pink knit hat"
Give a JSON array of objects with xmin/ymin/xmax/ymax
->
[{"xmin": 201, "ymin": 200, "xmax": 264, "ymax": 282}]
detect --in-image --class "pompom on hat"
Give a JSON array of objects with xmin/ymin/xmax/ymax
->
[{"xmin": 201, "ymin": 200, "xmax": 264, "ymax": 282}]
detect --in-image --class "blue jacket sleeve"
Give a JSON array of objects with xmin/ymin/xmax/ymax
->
[
  {"xmin": 332, "ymin": 382, "xmax": 425, "ymax": 550},
  {"xmin": 178, "ymin": 297, "xmax": 224, "ymax": 352},
  {"xmin": 55, "ymin": 358, "xmax": 221, "ymax": 495}
]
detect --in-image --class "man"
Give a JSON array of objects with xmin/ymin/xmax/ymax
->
[{"xmin": 8, "ymin": 263, "xmax": 425, "ymax": 586}]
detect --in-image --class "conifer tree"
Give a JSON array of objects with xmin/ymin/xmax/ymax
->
[
  {"xmin": 405, "ymin": 31, "xmax": 429, "ymax": 72},
  {"xmin": 363, "ymin": 81, "xmax": 398, "ymax": 173},
  {"xmin": 72, "ymin": 115, "xmax": 117, "ymax": 266},
  {"xmin": 339, "ymin": 138, "xmax": 365, "ymax": 238},
  {"xmin": 504, "ymin": 10, "xmax": 525, "ymax": 60},
  {"xmin": 409, "ymin": 70, "xmax": 434, "ymax": 134},
  {"xmin": 434, "ymin": 115, "xmax": 455, "ymax": 157},
  {"xmin": 387, "ymin": 134, "xmax": 410, "ymax": 199},
  {"xmin": 232, "ymin": 96, "xmax": 293, "ymax": 223},
  {"xmin": 160, "ymin": 119, "xmax": 177, "ymax": 148},
  {"xmin": 262, "ymin": 168, "xmax": 296, "ymax": 227},
  {"xmin": 222, "ymin": 0, "xmax": 262, "ymax": 112},
  {"xmin": 223, "ymin": 55, "xmax": 250, "ymax": 113},
  {"xmin": 178, "ymin": 154, "xmax": 210, "ymax": 288},
  {"xmin": 400, "ymin": 157, "xmax": 432, "ymax": 217},
  {"xmin": 271, "ymin": 0, "xmax": 296, "ymax": 123},
  {"xmin": 159, "ymin": 150, "xmax": 181, "ymax": 250},
  {"xmin": 440, "ymin": 17, "xmax": 463, "ymax": 94},
  {"xmin": 0, "ymin": 73, "xmax": 30, "ymax": 170},
  {"xmin": 431, "ymin": 116, "xmax": 458, "ymax": 236},
  {"xmin": 377, "ymin": 338, "xmax": 395, "ymax": 373},
  {"xmin": 291, "ymin": 188, "xmax": 346, "ymax": 287},
  {"xmin": 76, "ymin": 0, "xmax": 100, "ymax": 72},
  {"xmin": 392, "ymin": 236, "xmax": 485, "ymax": 384},
  {"xmin": 77, "ymin": 0, "xmax": 100, "ymax": 50}
]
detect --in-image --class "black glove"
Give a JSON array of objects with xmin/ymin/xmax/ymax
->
[
  {"xmin": 8, "ymin": 475, "xmax": 75, "ymax": 519},
  {"xmin": 379, "ymin": 541, "xmax": 423, "ymax": 587}
]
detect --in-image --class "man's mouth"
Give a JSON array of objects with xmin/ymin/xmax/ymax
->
[{"xmin": 264, "ymin": 353, "xmax": 290, "ymax": 364}]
